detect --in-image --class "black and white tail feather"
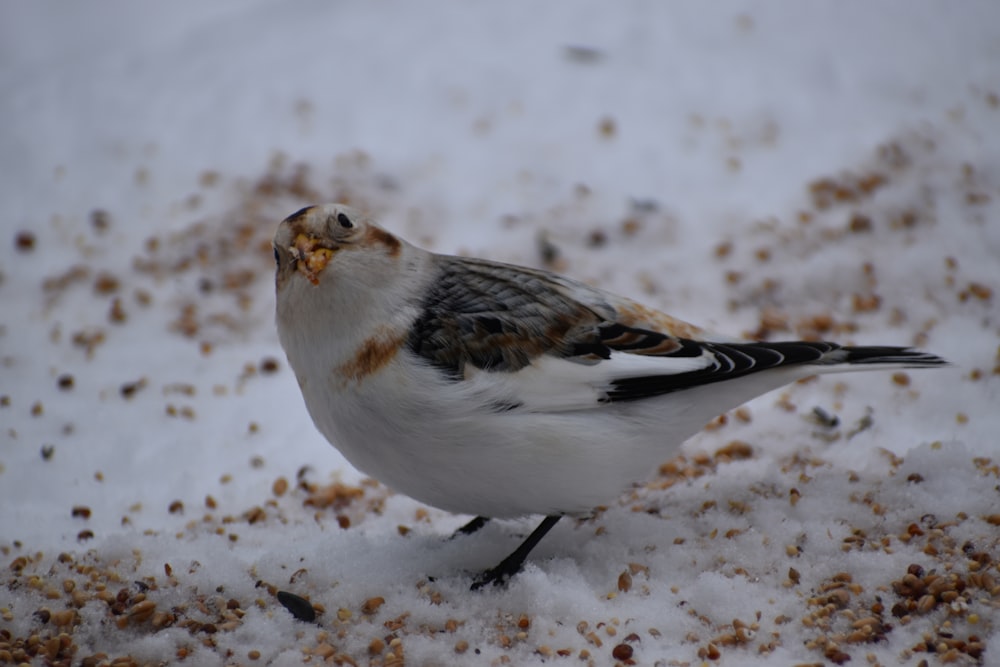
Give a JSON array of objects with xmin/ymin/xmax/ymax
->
[{"xmin": 603, "ymin": 341, "xmax": 947, "ymax": 402}]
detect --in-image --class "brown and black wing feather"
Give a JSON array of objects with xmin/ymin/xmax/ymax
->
[{"xmin": 407, "ymin": 256, "xmax": 946, "ymax": 403}]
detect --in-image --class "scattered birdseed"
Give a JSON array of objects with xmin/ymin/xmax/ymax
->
[
  {"xmin": 15, "ymin": 230, "xmax": 37, "ymax": 251},
  {"xmin": 361, "ymin": 596, "xmax": 385, "ymax": 614},
  {"xmin": 90, "ymin": 208, "xmax": 111, "ymax": 233},
  {"xmin": 120, "ymin": 378, "xmax": 147, "ymax": 399},
  {"xmin": 612, "ymin": 642, "xmax": 634, "ymax": 660},
  {"xmin": 276, "ymin": 591, "xmax": 316, "ymax": 622},
  {"xmin": 598, "ymin": 116, "xmax": 617, "ymax": 139}
]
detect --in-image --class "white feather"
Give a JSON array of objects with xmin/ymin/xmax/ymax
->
[{"xmin": 464, "ymin": 351, "xmax": 717, "ymax": 413}]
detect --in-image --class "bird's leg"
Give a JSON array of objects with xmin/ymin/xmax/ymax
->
[
  {"xmin": 450, "ymin": 515, "xmax": 491, "ymax": 539},
  {"xmin": 470, "ymin": 515, "xmax": 562, "ymax": 590}
]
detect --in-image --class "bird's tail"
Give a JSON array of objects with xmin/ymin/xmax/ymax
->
[{"xmin": 831, "ymin": 345, "xmax": 949, "ymax": 369}]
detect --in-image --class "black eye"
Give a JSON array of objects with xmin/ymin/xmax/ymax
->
[
  {"xmin": 273, "ymin": 247, "xmax": 280, "ymax": 266},
  {"xmin": 337, "ymin": 212, "xmax": 353, "ymax": 229}
]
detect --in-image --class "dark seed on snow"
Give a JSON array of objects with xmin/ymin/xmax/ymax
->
[{"xmin": 277, "ymin": 590, "xmax": 316, "ymax": 622}]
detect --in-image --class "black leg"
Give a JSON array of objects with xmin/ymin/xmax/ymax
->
[
  {"xmin": 450, "ymin": 515, "xmax": 491, "ymax": 539},
  {"xmin": 470, "ymin": 515, "xmax": 562, "ymax": 590}
]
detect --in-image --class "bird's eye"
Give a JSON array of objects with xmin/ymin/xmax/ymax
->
[
  {"xmin": 273, "ymin": 247, "xmax": 280, "ymax": 266},
  {"xmin": 337, "ymin": 212, "xmax": 354, "ymax": 229}
]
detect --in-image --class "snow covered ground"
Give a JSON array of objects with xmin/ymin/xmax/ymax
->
[{"xmin": 2, "ymin": 2, "xmax": 999, "ymax": 665}]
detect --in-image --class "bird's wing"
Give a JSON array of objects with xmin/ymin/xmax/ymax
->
[
  {"xmin": 405, "ymin": 255, "xmax": 925, "ymax": 412},
  {"xmin": 406, "ymin": 255, "xmax": 703, "ymax": 374}
]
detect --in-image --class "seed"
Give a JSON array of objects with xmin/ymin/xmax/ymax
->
[
  {"xmin": 44, "ymin": 636, "xmax": 61, "ymax": 659},
  {"xmin": 245, "ymin": 506, "xmax": 265, "ymax": 524},
  {"xmin": 927, "ymin": 575, "xmax": 954, "ymax": 596},
  {"xmin": 361, "ymin": 597, "xmax": 385, "ymax": 614},
  {"xmin": 15, "ymin": 230, "xmax": 36, "ymax": 251},
  {"xmin": 598, "ymin": 116, "xmax": 616, "ymax": 138},
  {"xmin": 52, "ymin": 609, "xmax": 76, "ymax": 627},
  {"xmin": 93, "ymin": 272, "xmax": 120, "ymax": 295},
  {"xmin": 454, "ymin": 640, "xmax": 468, "ymax": 654},
  {"xmin": 612, "ymin": 643, "xmax": 633, "ymax": 660},
  {"xmin": 276, "ymin": 590, "xmax": 316, "ymax": 622},
  {"xmin": 894, "ymin": 572, "xmax": 925, "ymax": 597},
  {"xmin": 827, "ymin": 588, "xmax": 850, "ymax": 607},
  {"xmin": 968, "ymin": 282, "xmax": 992, "ymax": 300},
  {"xmin": 108, "ymin": 298, "xmax": 127, "ymax": 323},
  {"xmin": 128, "ymin": 600, "xmax": 156, "ymax": 623},
  {"xmin": 120, "ymin": 378, "xmax": 147, "ymax": 399},
  {"xmin": 151, "ymin": 611, "xmax": 173, "ymax": 628}
]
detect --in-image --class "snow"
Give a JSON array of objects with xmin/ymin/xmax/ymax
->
[{"xmin": 2, "ymin": 2, "xmax": 999, "ymax": 665}]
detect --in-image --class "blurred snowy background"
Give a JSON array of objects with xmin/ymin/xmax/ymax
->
[{"xmin": 2, "ymin": 2, "xmax": 999, "ymax": 665}]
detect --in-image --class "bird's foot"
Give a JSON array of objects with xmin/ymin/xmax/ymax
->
[{"xmin": 468, "ymin": 515, "xmax": 562, "ymax": 591}]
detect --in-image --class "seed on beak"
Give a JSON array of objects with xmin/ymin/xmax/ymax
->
[{"xmin": 293, "ymin": 234, "xmax": 335, "ymax": 285}]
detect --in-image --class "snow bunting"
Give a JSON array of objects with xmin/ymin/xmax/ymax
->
[{"xmin": 273, "ymin": 204, "xmax": 946, "ymax": 589}]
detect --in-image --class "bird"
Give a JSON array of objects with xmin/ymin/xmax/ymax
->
[{"xmin": 272, "ymin": 203, "xmax": 946, "ymax": 590}]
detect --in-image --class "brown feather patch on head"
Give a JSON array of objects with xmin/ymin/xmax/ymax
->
[{"xmin": 365, "ymin": 225, "xmax": 402, "ymax": 257}]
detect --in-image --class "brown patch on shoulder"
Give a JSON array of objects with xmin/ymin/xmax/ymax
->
[
  {"xmin": 337, "ymin": 328, "xmax": 406, "ymax": 383},
  {"xmin": 365, "ymin": 226, "xmax": 402, "ymax": 256},
  {"xmin": 615, "ymin": 299, "xmax": 706, "ymax": 340}
]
